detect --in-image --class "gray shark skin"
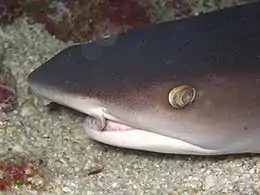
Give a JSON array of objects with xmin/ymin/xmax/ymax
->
[{"xmin": 27, "ymin": 2, "xmax": 260, "ymax": 155}]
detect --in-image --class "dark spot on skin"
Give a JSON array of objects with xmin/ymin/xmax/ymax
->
[{"xmin": 244, "ymin": 126, "xmax": 248, "ymax": 130}]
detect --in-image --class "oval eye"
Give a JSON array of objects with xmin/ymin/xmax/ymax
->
[{"xmin": 168, "ymin": 85, "xmax": 196, "ymax": 108}]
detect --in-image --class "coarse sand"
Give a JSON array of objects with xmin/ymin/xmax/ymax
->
[{"xmin": 1, "ymin": 13, "xmax": 260, "ymax": 195}]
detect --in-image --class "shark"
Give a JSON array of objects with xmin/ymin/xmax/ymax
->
[{"xmin": 27, "ymin": 1, "xmax": 260, "ymax": 155}]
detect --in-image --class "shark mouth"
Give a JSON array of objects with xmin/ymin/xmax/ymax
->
[{"xmin": 83, "ymin": 115, "xmax": 218, "ymax": 155}]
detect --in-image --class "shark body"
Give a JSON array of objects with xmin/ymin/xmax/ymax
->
[{"xmin": 28, "ymin": 2, "xmax": 260, "ymax": 155}]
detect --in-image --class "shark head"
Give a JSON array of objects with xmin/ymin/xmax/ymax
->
[{"xmin": 27, "ymin": 2, "xmax": 260, "ymax": 155}]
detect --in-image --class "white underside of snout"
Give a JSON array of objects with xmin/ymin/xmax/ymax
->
[{"xmin": 84, "ymin": 126, "xmax": 219, "ymax": 155}]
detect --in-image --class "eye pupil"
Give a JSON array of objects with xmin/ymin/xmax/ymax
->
[{"xmin": 181, "ymin": 91, "xmax": 192, "ymax": 105}]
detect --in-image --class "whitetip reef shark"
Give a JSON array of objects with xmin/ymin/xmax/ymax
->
[{"xmin": 27, "ymin": 1, "xmax": 260, "ymax": 155}]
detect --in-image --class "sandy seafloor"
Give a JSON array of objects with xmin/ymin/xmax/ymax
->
[{"xmin": 1, "ymin": 8, "xmax": 260, "ymax": 195}]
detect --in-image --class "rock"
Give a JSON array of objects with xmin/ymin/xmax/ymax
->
[
  {"xmin": 204, "ymin": 174, "xmax": 216, "ymax": 190},
  {"xmin": 0, "ymin": 47, "xmax": 17, "ymax": 116}
]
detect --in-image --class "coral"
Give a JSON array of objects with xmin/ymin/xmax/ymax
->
[{"xmin": 0, "ymin": 0, "xmax": 22, "ymax": 25}]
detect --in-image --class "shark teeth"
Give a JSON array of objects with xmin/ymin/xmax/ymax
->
[{"xmin": 84, "ymin": 116, "xmax": 133, "ymax": 132}]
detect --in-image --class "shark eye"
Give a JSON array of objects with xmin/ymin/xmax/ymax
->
[{"xmin": 168, "ymin": 85, "xmax": 196, "ymax": 108}]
